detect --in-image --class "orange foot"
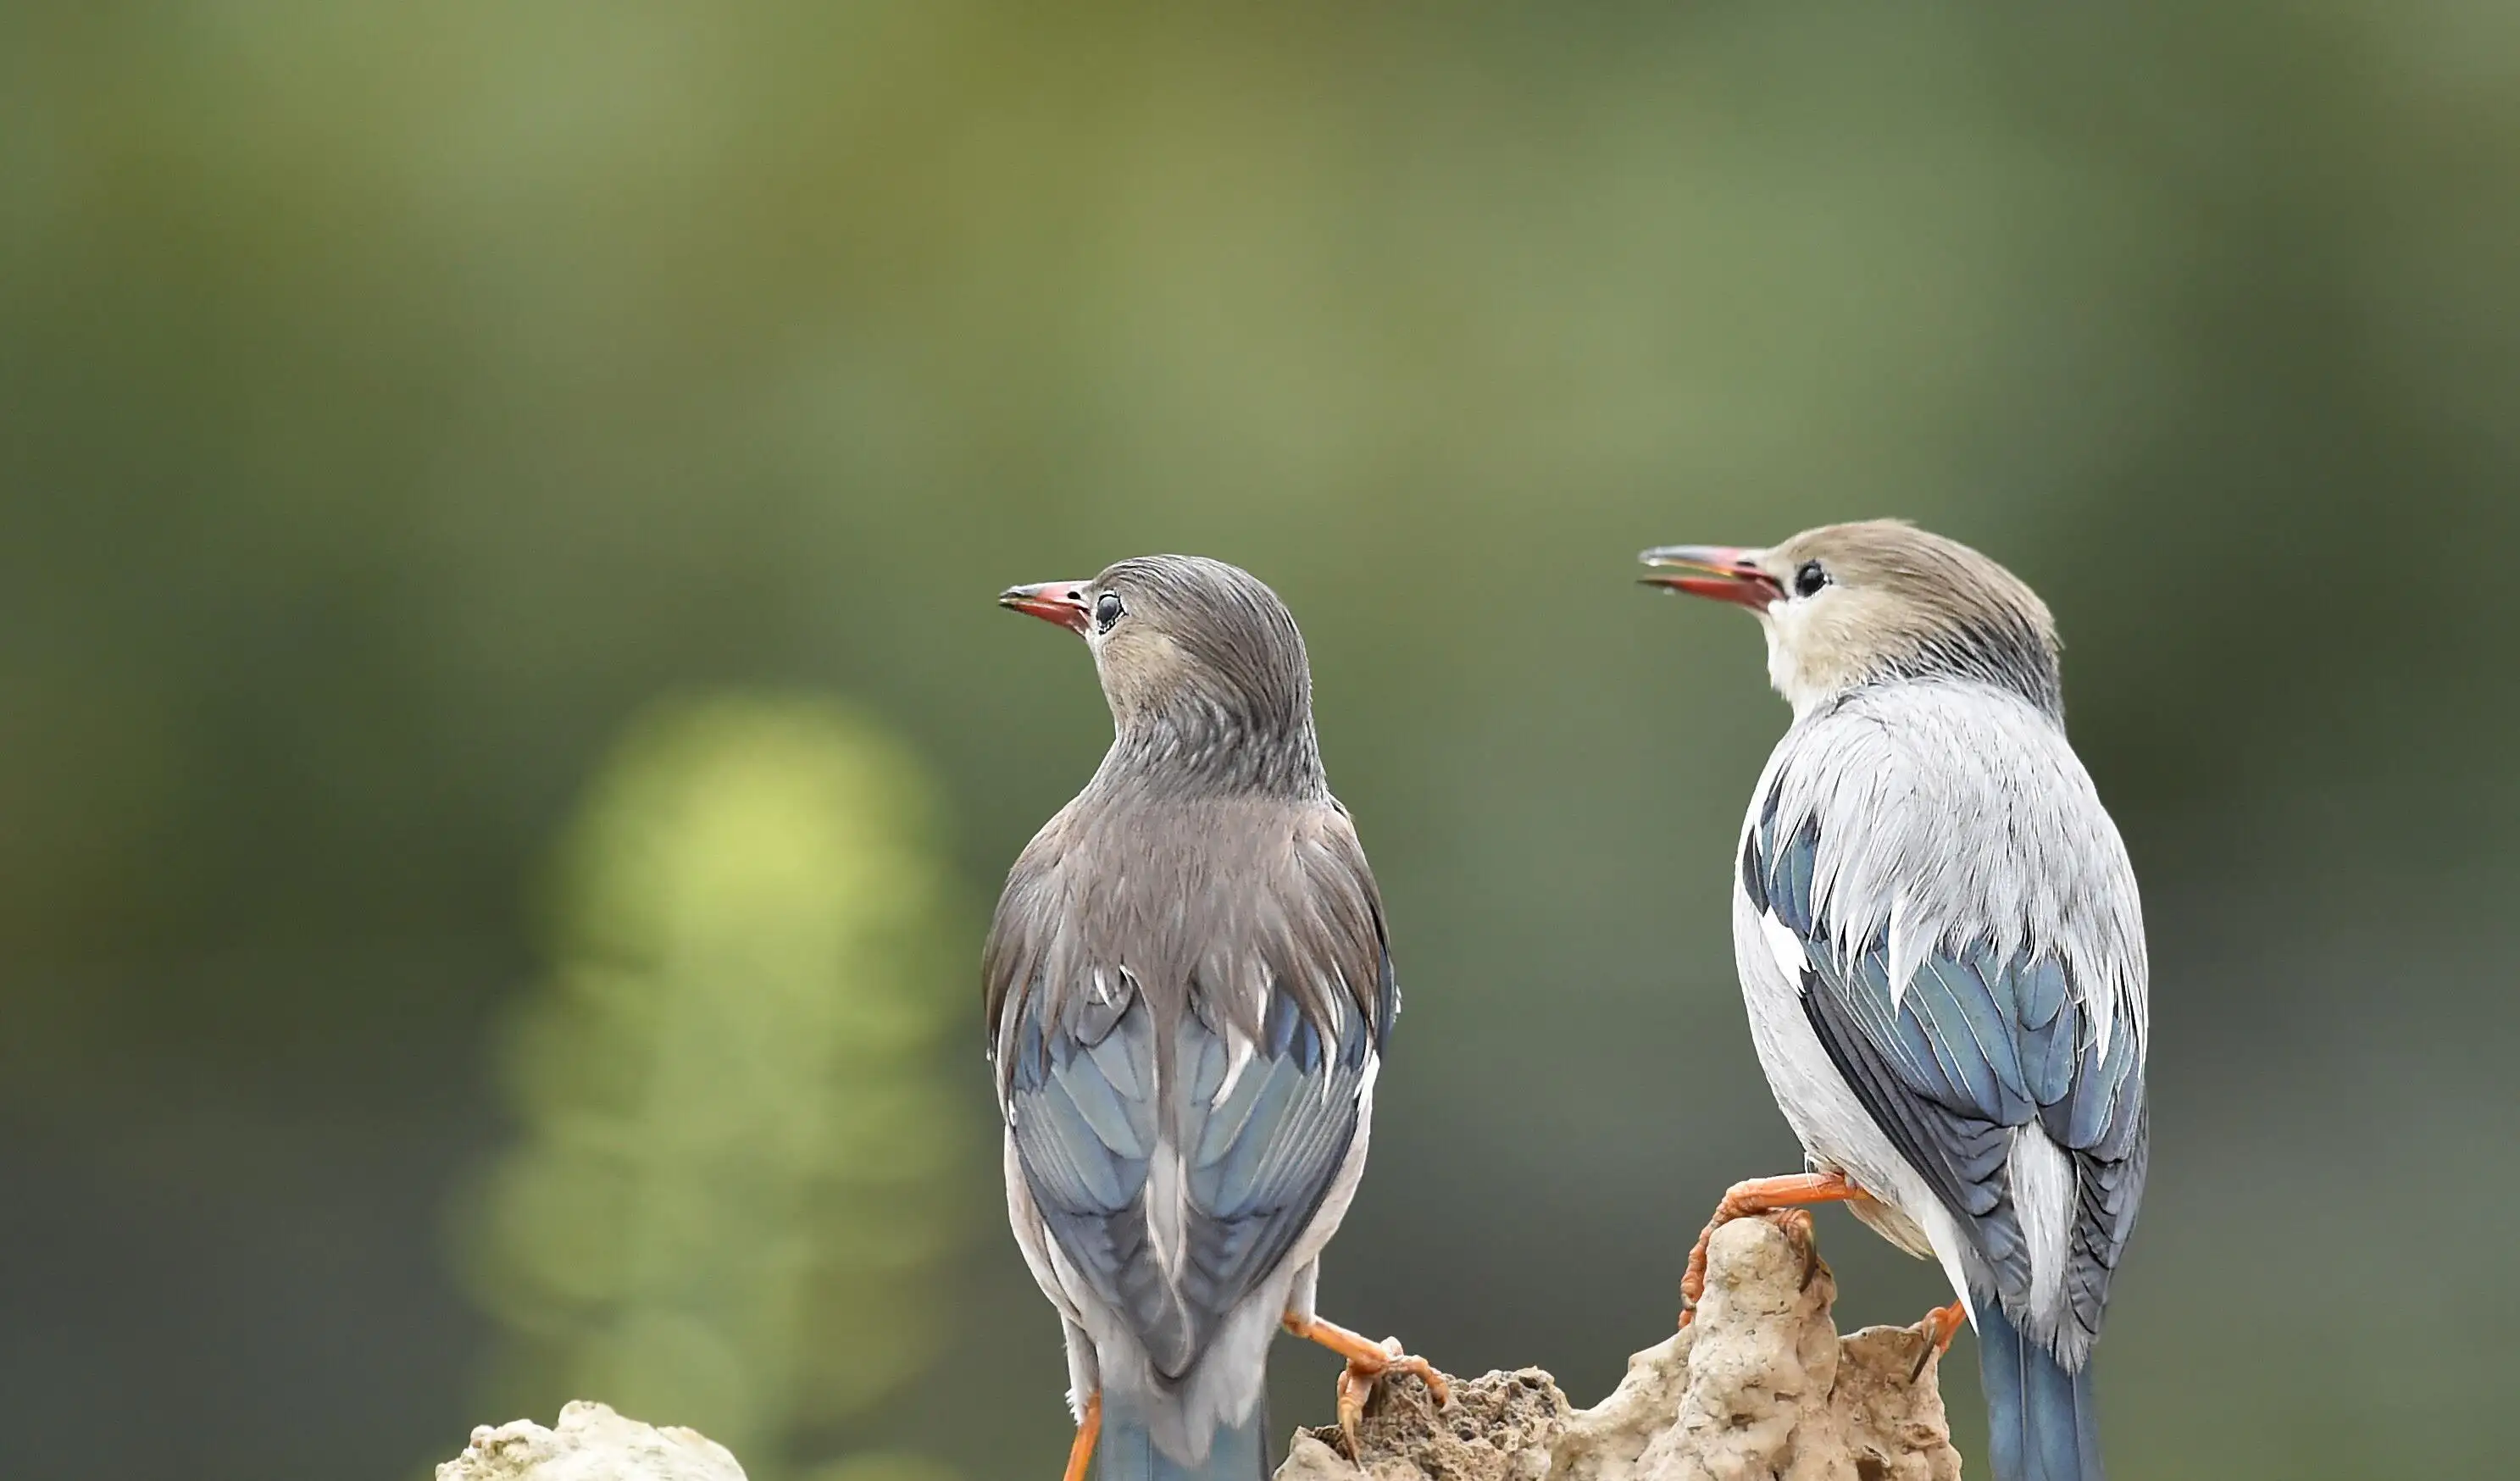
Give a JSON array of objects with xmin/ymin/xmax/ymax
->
[
  {"xmin": 1061, "ymin": 1391, "xmax": 1100, "ymax": 1481},
  {"xmin": 1909, "ymin": 1300, "xmax": 1966, "ymax": 1382},
  {"xmin": 1679, "ymin": 1170, "xmax": 1860, "ymax": 1328},
  {"xmin": 1282, "ymin": 1312, "xmax": 1452, "ymax": 1462}
]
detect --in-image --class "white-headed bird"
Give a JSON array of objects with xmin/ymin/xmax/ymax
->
[
  {"xmin": 987, "ymin": 555, "xmax": 1446, "ymax": 1481},
  {"xmin": 1640, "ymin": 521, "xmax": 2147, "ymax": 1481}
]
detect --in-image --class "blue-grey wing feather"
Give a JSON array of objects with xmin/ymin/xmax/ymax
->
[
  {"xmin": 1003, "ymin": 954, "xmax": 1379, "ymax": 1380},
  {"xmin": 1753, "ymin": 806, "xmax": 2145, "ymax": 1333}
]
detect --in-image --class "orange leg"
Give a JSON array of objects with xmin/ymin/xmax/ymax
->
[
  {"xmin": 1678, "ymin": 1170, "xmax": 1859, "ymax": 1328},
  {"xmin": 1909, "ymin": 1301, "xmax": 1966, "ymax": 1381},
  {"xmin": 1282, "ymin": 1312, "xmax": 1451, "ymax": 1461},
  {"xmin": 1060, "ymin": 1391, "xmax": 1100, "ymax": 1481}
]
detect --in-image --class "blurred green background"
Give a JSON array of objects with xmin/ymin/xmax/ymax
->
[{"xmin": 5, "ymin": 4, "xmax": 2517, "ymax": 1478}]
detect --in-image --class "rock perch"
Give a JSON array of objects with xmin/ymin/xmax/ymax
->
[
  {"xmin": 1276, "ymin": 1212, "xmax": 1962, "ymax": 1481},
  {"xmin": 435, "ymin": 1215, "xmax": 1960, "ymax": 1481}
]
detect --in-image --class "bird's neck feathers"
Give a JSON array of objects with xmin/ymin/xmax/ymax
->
[
  {"xmin": 1762, "ymin": 597, "xmax": 2065, "ymax": 725},
  {"xmin": 1094, "ymin": 688, "xmax": 1327, "ymax": 802},
  {"xmin": 1091, "ymin": 624, "xmax": 1326, "ymax": 800}
]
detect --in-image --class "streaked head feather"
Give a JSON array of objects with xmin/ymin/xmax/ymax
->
[
  {"xmin": 1080, "ymin": 555, "xmax": 1324, "ymax": 798},
  {"xmin": 1757, "ymin": 520, "xmax": 2061, "ymax": 720}
]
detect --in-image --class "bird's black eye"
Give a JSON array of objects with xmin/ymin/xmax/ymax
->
[
  {"xmin": 1793, "ymin": 560, "xmax": 1829, "ymax": 598},
  {"xmin": 1093, "ymin": 591, "xmax": 1124, "ymax": 632}
]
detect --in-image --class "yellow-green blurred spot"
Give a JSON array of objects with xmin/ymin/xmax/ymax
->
[{"xmin": 454, "ymin": 694, "xmax": 968, "ymax": 1480}]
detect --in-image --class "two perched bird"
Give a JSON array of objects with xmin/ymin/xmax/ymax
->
[{"xmin": 986, "ymin": 525, "xmax": 2147, "ymax": 1481}]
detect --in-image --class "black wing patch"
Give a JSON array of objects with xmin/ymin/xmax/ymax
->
[
  {"xmin": 1003, "ymin": 958, "xmax": 1377, "ymax": 1380},
  {"xmin": 1751, "ymin": 804, "xmax": 2145, "ymax": 1338}
]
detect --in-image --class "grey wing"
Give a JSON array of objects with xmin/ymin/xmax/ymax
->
[
  {"xmin": 997, "ymin": 954, "xmax": 1384, "ymax": 1378},
  {"xmin": 977, "ymin": 806, "xmax": 1390, "ymax": 1380},
  {"xmin": 1746, "ymin": 790, "xmax": 2146, "ymax": 1345}
]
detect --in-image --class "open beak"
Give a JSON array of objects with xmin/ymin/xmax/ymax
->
[
  {"xmin": 1638, "ymin": 545, "xmax": 1783, "ymax": 611},
  {"xmin": 998, "ymin": 580, "xmax": 1095, "ymax": 634}
]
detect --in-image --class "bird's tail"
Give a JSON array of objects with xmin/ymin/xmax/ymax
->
[
  {"xmin": 1095, "ymin": 1389, "xmax": 1270, "ymax": 1481},
  {"xmin": 1976, "ymin": 1301, "xmax": 2104, "ymax": 1481}
]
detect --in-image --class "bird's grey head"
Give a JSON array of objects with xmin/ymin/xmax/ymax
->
[
  {"xmin": 998, "ymin": 553, "xmax": 1324, "ymax": 795},
  {"xmin": 1640, "ymin": 519, "xmax": 2062, "ymax": 720}
]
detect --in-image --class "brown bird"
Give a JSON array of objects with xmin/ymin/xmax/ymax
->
[{"xmin": 986, "ymin": 555, "xmax": 1446, "ymax": 1481}]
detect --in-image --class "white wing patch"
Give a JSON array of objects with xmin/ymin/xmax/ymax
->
[
  {"xmin": 1318, "ymin": 969, "xmax": 1351, "ymax": 1108},
  {"xmin": 1144, "ymin": 1140, "xmax": 1188, "ymax": 1282},
  {"xmin": 1210, "ymin": 1029, "xmax": 1257, "ymax": 1107},
  {"xmin": 2008, "ymin": 1124, "xmax": 2072, "ymax": 1324},
  {"xmin": 2090, "ymin": 974, "xmax": 2128, "ymax": 1062},
  {"xmin": 1885, "ymin": 895, "xmax": 1922, "ymax": 1012},
  {"xmin": 1760, "ymin": 911, "xmax": 1808, "ymax": 988}
]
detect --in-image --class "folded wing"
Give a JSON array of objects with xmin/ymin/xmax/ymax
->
[
  {"xmin": 1746, "ymin": 790, "xmax": 2145, "ymax": 1347},
  {"xmin": 986, "ymin": 805, "xmax": 1396, "ymax": 1379}
]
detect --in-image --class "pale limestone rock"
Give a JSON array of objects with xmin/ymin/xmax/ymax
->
[
  {"xmin": 437, "ymin": 1218, "xmax": 1957, "ymax": 1481},
  {"xmin": 1281, "ymin": 1214, "xmax": 1961, "ymax": 1481},
  {"xmin": 437, "ymin": 1401, "xmax": 747, "ymax": 1481}
]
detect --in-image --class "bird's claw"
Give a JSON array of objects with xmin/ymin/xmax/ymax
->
[
  {"xmin": 1677, "ymin": 1172, "xmax": 1856, "ymax": 1328},
  {"xmin": 1333, "ymin": 1336, "xmax": 1450, "ymax": 1464},
  {"xmin": 1333, "ymin": 1364, "xmax": 1371, "ymax": 1466},
  {"xmin": 1907, "ymin": 1301, "xmax": 1966, "ymax": 1383},
  {"xmin": 1283, "ymin": 1312, "xmax": 1451, "ymax": 1464},
  {"xmin": 1678, "ymin": 1220, "xmax": 1717, "ymax": 1329}
]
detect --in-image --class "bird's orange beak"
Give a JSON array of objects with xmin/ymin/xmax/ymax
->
[
  {"xmin": 1638, "ymin": 545, "xmax": 1783, "ymax": 611},
  {"xmin": 999, "ymin": 580, "xmax": 1095, "ymax": 634}
]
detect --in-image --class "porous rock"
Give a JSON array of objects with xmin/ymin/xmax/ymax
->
[
  {"xmin": 433, "ymin": 1219, "xmax": 1959, "ymax": 1481},
  {"xmin": 436, "ymin": 1401, "xmax": 747, "ymax": 1481},
  {"xmin": 1279, "ymin": 1214, "xmax": 1961, "ymax": 1481}
]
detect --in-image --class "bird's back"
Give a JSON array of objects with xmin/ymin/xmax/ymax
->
[
  {"xmin": 986, "ymin": 786, "xmax": 1396, "ymax": 1460},
  {"xmin": 1735, "ymin": 678, "xmax": 2148, "ymax": 1362},
  {"xmin": 1755, "ymin": 681, "xmax": 2145, "ymax": 999}
]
